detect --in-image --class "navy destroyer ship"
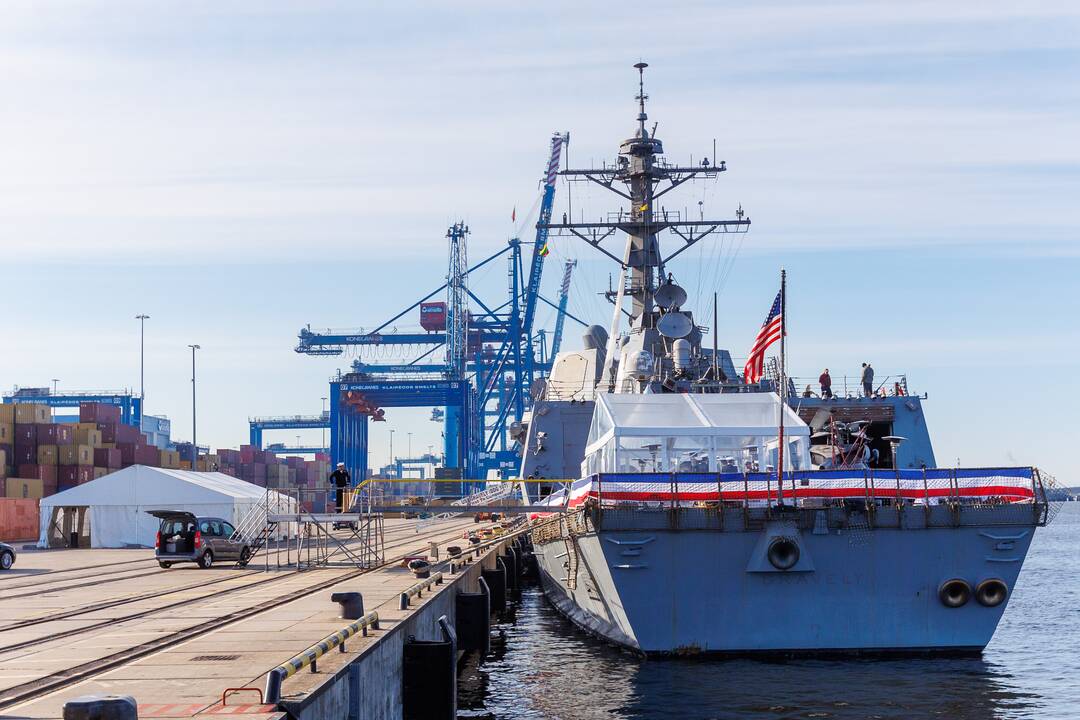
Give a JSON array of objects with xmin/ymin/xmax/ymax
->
[{"xmin": 519, "ymin": 63, "xmax": 1056, "ymax": 656}]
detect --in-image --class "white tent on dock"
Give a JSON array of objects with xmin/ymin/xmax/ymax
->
[{"xmin": 37, "ymin": 466, "xmax": 292, "ymax": 549}]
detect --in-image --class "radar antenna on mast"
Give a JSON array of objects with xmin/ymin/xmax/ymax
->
[
  {"xmin": 541, "ymin": 62, "xmax": 752, "ymax": 393},
  {"xmin": 634, "ymin": 61, "xmax": 649, "ymax": 136}
]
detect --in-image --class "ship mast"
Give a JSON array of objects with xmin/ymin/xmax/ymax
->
[{"xmin": 543, "ymin": 62, "xmax": 751, "ymax": 390}]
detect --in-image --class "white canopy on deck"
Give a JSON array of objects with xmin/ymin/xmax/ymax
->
[{"xmin": 583, "ymin": 392, "xmax": 811, "ymax": 475}]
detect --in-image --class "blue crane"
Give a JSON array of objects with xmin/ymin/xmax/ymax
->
[
  {"xmin": 550, "ymin": 259, "xmax": 577, "ymax": 357},
  {"xmin": 520, "ymin": 134, "xmax": 568, "ymax": 396},
  {"xmin": 293, "ymin": 134, "xmax": 587, "ymax": 479}
]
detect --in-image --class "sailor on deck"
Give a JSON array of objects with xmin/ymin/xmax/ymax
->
[
  {"xmin": 861, "ymin": 363, "xmax": 874, "ymax": 398},
  {"xmin": 819, "ymin": 369, "xmax": 833, "ymax": 399}
]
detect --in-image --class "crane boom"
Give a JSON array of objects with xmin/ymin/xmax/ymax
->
[
  {"xmin": 550, "ymin": 259, "xmax": 577, "ymax": 357},
  {"xmin": 520, "ymin": 133, "xmax": 568, "ymax": 393}
]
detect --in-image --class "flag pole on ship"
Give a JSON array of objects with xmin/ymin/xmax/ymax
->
[{"xmin": 777, "ymin": 268, "xmax": 787, "ymax": 506}]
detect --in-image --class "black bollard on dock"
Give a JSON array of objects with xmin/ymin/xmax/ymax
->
[{"xmin": 63, "ymin": 695, "xmax": 138, "ymax": 720}]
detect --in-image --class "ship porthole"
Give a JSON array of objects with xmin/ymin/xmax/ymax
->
[
  {"xmin": 938, "ymin": 578, "xmax": 972, "ymax": 608},
  {"xmin": 975, "ymin": 579, "xmax": 1008, "ymax": 607},
  {"xmin": 767, "ymin": 537, "xmax": 800, "ymax": 571}
]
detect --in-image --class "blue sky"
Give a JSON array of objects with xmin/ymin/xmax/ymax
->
[{"xmin": 2, "ymin": 1, "xmax": 1077, "ymax": 479}]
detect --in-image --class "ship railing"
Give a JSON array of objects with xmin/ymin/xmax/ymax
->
[
  {"xmin": 542, "ymin": 376, "xmax": 597, "ymax": 402},
  {"xmin": 785, "ymin": 373, "xmax": 911, "ymax": 399}
]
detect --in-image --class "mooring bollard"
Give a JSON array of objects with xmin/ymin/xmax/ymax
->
[
  {"xmin": 331, "ymin": 592, "xmax": 364, "ymax": 620},
  {"xmin": 63, "ymin": 695, "xmax": 138, "ymax": 720},
  {"xmin": 408, "ymin": 558, "xmax": 431, "ymax": 578}
]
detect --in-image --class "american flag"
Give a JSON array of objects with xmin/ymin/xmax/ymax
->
[{"xmin": 743, "ymin": 290, "xmax": 783, "ymax": 384}]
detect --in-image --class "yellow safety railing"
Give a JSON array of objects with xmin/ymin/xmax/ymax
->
[{"xmin": 264, "ymin": 611, "xmax": 380, "ymax": 703}]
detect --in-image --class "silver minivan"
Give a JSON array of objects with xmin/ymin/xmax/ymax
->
[{"xmin": 148, "ymin": 510, "xmax": 252, "ymax": 569}]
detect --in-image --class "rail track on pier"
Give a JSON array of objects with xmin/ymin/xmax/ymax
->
[
  {"xmin": 0, "ymin": 518, "xmax": 481, "ymax": 712},
  {"xmin": 0, "ymin": 518, "xmax": 427, "ymax": 632},
  {"xmin": 0, "ymin": 556, "xmax": 157, "ymax": 592}
]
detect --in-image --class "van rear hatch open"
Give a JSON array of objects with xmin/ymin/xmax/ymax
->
[{"xmin": 147, "ymin": 510, "xmax": 198, "ymax": 555}]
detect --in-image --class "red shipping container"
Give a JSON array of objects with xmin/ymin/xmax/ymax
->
[
  {"xmin": 96, "ymin": 422, "xmax": 117, "ymax": 443},
  {"xmin": 218, "ymin": 449, "xmax": 241, "ymax": 464},
  {"xmin": 19, "ymin": 464, "xmax": 57, "ymax": 483},
  {"xmin": 57, "ymin": 465, "xmax": 94, "ymax": 484},
  {"xmin": 94, "ymin": 448, "xmax": 122, "ymax": 469},
  {"xmin": 117, "ymin": 442, "xmax": 142, "ymax": 466},
  {"xmin": 240, "ymin": 446, "xmax": 256, "ymax": 464},
  {"xmin": 136, "ymin": 446, "xmax": 160, "ymax": 466},
  {"xmin": 36, "ymin": 423, "xmax": 74, "ymax": 446},
  {"xmin": 80, "ymin": 403, "xmax": 122, "ymax": 424},
  {"xmin": 13, "ymin": 424, "xmax": 36, "ymax": 444},
  {"xmin": 115, "ymin": 424, "xmax": 141, "ymax": 444},
  {"xmin": 420, "ymin": 301, "xmax": 447, "ymax": 331}
]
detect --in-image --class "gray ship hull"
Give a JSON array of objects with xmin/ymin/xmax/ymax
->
[{"xmin": 532, "ymin": 504, "xmax": 1039, "ymax": 656}]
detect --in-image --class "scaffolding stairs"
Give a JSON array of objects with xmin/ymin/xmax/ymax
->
[{"xmin": 230, "ymin": 491, "xmax": 296, "ymax": 556}]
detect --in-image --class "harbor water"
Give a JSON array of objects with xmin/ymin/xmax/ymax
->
[{"xmin": 459, "ymin": 503, "xmax": 1080, "ymax": 720}]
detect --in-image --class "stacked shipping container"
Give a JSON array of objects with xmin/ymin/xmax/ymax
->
[
  {"xmin": 0, "ymin": 402, "xmax": 162, "ymax": 499},
  {"xmin": 2, "ymin": 402, "xmax": 330, "ymax": 501},
  {"xmin": 213, "ymin": 446, "xmax": 328, "ymax": 490}
]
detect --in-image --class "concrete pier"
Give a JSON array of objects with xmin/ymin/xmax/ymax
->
[{"xmin": 0, "ymin": 517, "xmax": 517, "ymax": 719}]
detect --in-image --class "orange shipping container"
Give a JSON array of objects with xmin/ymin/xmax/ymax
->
[
  {"xmin": 0, "ymin": 405, "xmax": 15, "ymax": 424},
  {"xmin": 0, "ymin": 497, "xmax": 39, "ymax": 541},
  {"xmin": 37, "ymin": 445, "xmax": 59, "ymax": 466},
  {"xmin": 159, "ymin": 450, "xmax": 181, "ymax": 469},
  {"xmin": 93, "ymin": 467, "xmax": 108, "ymax": 479}
]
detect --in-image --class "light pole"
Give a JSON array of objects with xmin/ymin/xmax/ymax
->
[
  {"xmin": 407, "ymin": 432, "xmax": 412, "ymax": 459},
  {"xmin": 135, "ymin": 315, "xmax": 149, "ymax": 402},
  {"xmin": 321, "ymin": 396, "xmax": 327, "ymax": 451},
  {"xmin": 389, "ymin": 429, "xmax": 395, "ymax": 478},
  {"xmin": 188, "ymin": 344, "xmax": 200, "ymax": 467},
  {"xmin": 51, "ymin": 378, "xmax": 59, "ymax": 394}
]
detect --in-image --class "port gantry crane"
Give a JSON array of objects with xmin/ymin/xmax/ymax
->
[{"xmin": 293, "ymin": 134, "xmax": 586, "ymax": 480}]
